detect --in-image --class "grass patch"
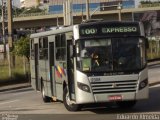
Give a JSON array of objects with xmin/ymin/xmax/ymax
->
[
  {"xmin": 0, "ymin": 65, "xmax": 9, "ymax": 80},
  {"xmin": 0, "ymin": 55, "xmax": 30, "ymax": 83}
]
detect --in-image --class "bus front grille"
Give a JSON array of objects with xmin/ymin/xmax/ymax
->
[{"xmin": 91, "ymin": 80, "xmax": 137, "ymax": 94}]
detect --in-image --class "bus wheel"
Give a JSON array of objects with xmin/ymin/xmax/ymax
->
[
  {"xmin": 42, "ymin": 84, "xmax": 52, "ymax": 103},
  {"xmin": 116, "ymin": 100, "xmax": 136, "ymax": 109},
  {"xmin": 63, "ymin": 87, "xmax": 80, "ymax": 111}
]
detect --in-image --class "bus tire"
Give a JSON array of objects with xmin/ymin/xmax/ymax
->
[
  {"xmin": 116, "ymin": 100, "xmax": 136, "ymax": 109},
  {"xmin": 42, "ymin": 84, "xmax": 52, "ymax": 103},
  {"xmin": 63, "ymin": 87, "xmax": 80, "ymax": 111}
]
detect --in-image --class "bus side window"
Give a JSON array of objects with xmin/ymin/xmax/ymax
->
[
  {"xmin": 55, "ymin": 34, "xmax": 66, "ymax": 61},
  {"xmin": 55, "ymin": 35, "xmax": 61, "ymax": 60},
  {"xmin": 61, "ymin": 34, "xmax": 66, "ymax": 60},
  {"xmin": 39, "ymin": 37, "xmax": 48, "ymax": 60},
  {"xmin": 43, "ymin": 37, "xmax": 48, "ymax": 59}
]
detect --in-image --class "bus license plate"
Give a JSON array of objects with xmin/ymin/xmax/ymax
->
[{"xmin": 109, "ymin": 95, "xmax": 122, "ymax": 101}]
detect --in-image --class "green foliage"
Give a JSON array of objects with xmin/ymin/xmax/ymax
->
[
  {"xmin": 13, "ymin": 6, "xmax": 46, "ymax": 16},
  {"xmin": 140, "ymin": 0, "xmax": 160, "ymax": 4},
  {"xmin": 140, "ymin": 0, "xmax": 152, "ymax": 4},
  {"xmin": 13, "ymin": 37, "xmax": 30, "ymax": 60},
  {"xmin": 13, "ymin": 7, "xmax": 25, "ymax": 15},
  {"xmin": 26, "ymin": 7, "xmax": 44, "ymax": 13}
]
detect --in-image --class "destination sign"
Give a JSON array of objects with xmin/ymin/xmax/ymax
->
[
  {"xmin": 79, "ymin": 22, "xmax": 141, "ymax": 38},
  {"xmin": 102, "ymin": 27, "xmax": 137, "ymax": 33}
]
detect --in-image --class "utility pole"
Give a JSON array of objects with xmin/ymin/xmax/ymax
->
[
  {"xmin": 7, "ymin": 0, "xmax": 14, "ymax": 77},
  {"xmin": 65, "ymin": 0, "xmax": 68, "ymax": 25},
  {"xmin": 8, "ymin": 0, "xmax": 13, "ymax": 48},
  {"xmin": 118, "ymin": 2, "xmax": 122, "ymax": 21},
  {"xmin": 68, "ymin": 0, "xmax": 71, "ymax": 25},
  {"xmin": 86, "ymin": 0, "xmax": 90, "ymax": 20},
  {"xmin": 56, "ymin": 16, "xmax": 59, "ymax": 27},
  {"xmin": 64, "ymin": 0, "xmax": 73, "ymax": 26},
  {"xmin": 63, "ymin": 3, "xmax": 66, "ymax": 25},
  {"xmin": 68, "ymin": 0, "xmax": 73, "ymax": 25},
  {"xmin": 1, "ymin": 0, "xmax": 7, "ymax": 59},
  {"xmin": 81, "ymin": 4, "xmax": 84, "ymax": 21}
]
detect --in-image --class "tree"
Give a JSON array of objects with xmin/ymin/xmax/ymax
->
[
  {"xmin": 13, "ymin": 7, "xmax": 25, "ymax": 16},
  {"xmin": 13, "ymin": 37, "xmax": 30, "ymax": 61},
  {"xmin": 13, "ymin": 37, "xmax": 30, "ymax": 79}
]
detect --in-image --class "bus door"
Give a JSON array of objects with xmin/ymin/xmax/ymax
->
[
  {"xmin": 49, "ymin": 42, "xmax": 56, "ymax": 96},
  {"xmin": 34, "ymin": 43, "xmax": 40, "ymax": 91},
  {"xmin": 67, "ymin": 40, "xmax": 75, "ymax": 100}
]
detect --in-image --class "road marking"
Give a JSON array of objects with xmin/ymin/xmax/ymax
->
[{"xmin": 0, "ymin": 99, "xmax": 19, "ymax": 105}]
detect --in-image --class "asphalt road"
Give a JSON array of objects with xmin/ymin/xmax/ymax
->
[{"xmin": 0, "ymin": 65, "xmax": 160, "ymax": 120}]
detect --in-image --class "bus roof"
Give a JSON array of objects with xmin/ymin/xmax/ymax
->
[
  {"xmin": 30, "ymin": 26, "xmax": 73, "ymax": 39},
  {"xmin": 80, "ymin": 21, "xmax": 140, "ymax": 25}
]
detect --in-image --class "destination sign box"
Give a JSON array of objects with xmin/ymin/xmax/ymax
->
[{"xmin": 79, "ymin": 22, "xmax": 141, "ymax": 38}]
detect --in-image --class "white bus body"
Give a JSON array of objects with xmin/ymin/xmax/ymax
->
[{"xmin": 30, "ymin": 21, "xmax": 149, "ymax": 111}]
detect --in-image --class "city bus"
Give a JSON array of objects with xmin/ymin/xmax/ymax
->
[{"xmin": 30, "ymin": 21, "xmax": 149, "ymax": 111}]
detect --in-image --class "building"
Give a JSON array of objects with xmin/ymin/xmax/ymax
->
[
  {"xmin": 47, "ymin": 0, "xmax": 135, "ymax": 14},
  {"xmin": 40, "ymin": 0, "xmax": 49, "ymax": 4},
  {"xmin": 20, "ymin": 0, "xmax": 40, "ymax": 8},
  {"xmin": 47, "ymin": 0, "xmax": 135, "ymax": 6}
]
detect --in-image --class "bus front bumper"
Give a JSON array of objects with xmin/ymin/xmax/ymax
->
[{"xmin": 75, "ymin": 85, "xmax": 149, "ymax": 104}]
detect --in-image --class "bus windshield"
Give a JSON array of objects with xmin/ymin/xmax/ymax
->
[{"xmin": 76, "ymin": 37, "xmax": 146, "ymax": 73}]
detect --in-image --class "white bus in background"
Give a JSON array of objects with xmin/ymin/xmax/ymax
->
[{"xmin": 30, "ymin": 21, "xmax": 149, "ymax": 111}]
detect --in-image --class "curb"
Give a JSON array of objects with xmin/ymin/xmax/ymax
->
[
  {"xmin": 149, "ymin": 82, "xmax": 160, "ymax": 87},
  {"xmin": 0, "ymin": 84, "xmax": 31, "ymax": 92},
  {"xmin": 148, "ymin": 63, "xmax": 160, "ymax": 67},
  {"xmin": 148, "ymin": 61, "xmax": 160, "ymax": 67}
]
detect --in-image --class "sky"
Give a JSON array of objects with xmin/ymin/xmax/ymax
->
[
  {"xmin": 135, "ymin": 0, "xmax": 140, "ymax": 7},
  {"xmin": 12, "ymin": 0, "xmax": 21, "ymax": 7}
]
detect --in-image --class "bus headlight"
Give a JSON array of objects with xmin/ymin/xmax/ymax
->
[
  {"xmin": 77, "ymin": 82, "xmax": 91, "ymax": 93},
  {"xmin": 139, "ymin": 79, "xmax": 148, "ymax": 90}
]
